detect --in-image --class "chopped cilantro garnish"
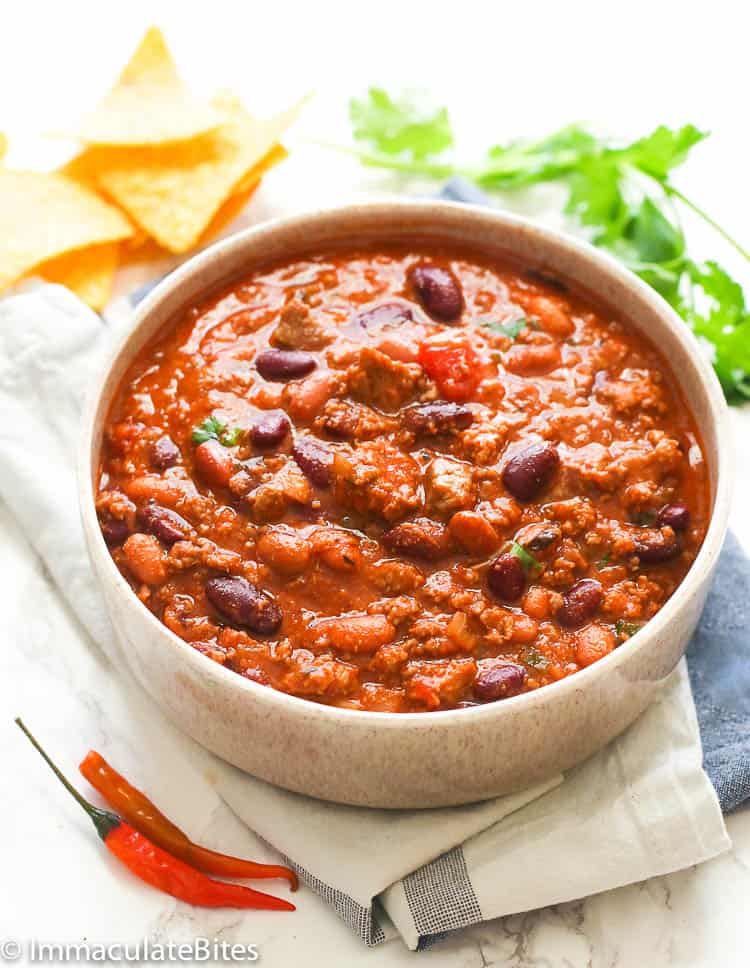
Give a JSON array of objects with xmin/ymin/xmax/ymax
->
[
  {"xmin": 632, "ymin": 510, "xmax": 657, "ymax": 527},
  {"xmin": 481, "ymin": 317, "xmax": 528, "ymax": 340},
  {"xmin": 192, "ymin": 414, "xmax": 243, "ymax": 447},
  {"xmin": 523, "ymin": 647, "xmax": 548, "ymax": 669}
]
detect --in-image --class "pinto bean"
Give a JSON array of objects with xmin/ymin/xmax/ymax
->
[
  {"xmin": 656, "ymin": 503, "xmax": 690, "ymax": 532},
  {"xmin": 558, "ymin": 578, "xmax": 604, "ymax": 628},
  {"xmin": 205, "ymin": 576, "xmax": 282, "ymax": 635},
  {"xmin": 504, "ymin": 341, "xmax": 561, "ymax": 375},
  {"xmin": 633, "ymin": 528, "xmax": 680, "ymax": 563},
  {"xmin": 249, "ymin": 410, "xmax": 291, "ymax": 449},
  {"xmin": 282, "ymin": 372, "xmax": 338, "ymax": 423},
  {"xmin": 355, "ymin": 301, "xmax": 414, "ymax": 329},
  {"xmin": 100, "ymin": 517, "xmax": 130, "ymax": 546},
  {"xmin": 575, "ymin": 623, "xmax": 616, "ymax": 667},
  {"xmin": 311, "ymin": 528, "xmax": 361, "ymax": 572},
  {"xmin": 291, "ymin": 436, "xmax": 334, "ymax": 487},
  {"xmin": 502, "ymin": 441, "xmax": 559, "ymax": 502},
  {"xmin": 194, "ymin": 438, "xmax": 235, "ymax": 488},
  {"xmin": 487, "ymin": 552, "xmax": 525, "ymax": 601},
  {"xmin": 256, "ymin": 526, "xmax": 311, "ymax": 576},
  {"xmin": 408, "ymin": 264, "xmax": 463, "ymax": 322},
  {"xmin": 401, "ymin": 402, "xmax": 473, "ymax": 436},
  {"xmin": 473, "ymin": 659, "xmax": 527, "ymax": 702},
  {"xmin": 382, "ymin": 518, "xmax": 447, "ymax": 560},
  {"xmin": 122, "ymin": 533, "xmax": 167, "ymax": 585},
  {"xmin": 256, "ymin": 349, "xmax": 317, "ymax": 382},
  {"xmin": 137, "ymin": 504, "xmax": 191, "ymax": 545},
  {"xmin": 312, "ymin": 613, "xmax": 396, "ymax": 654},
  {"xmin": 448, "ymin": 510, "xmax": 499, "ymax": 556},
  {"xmin": 150, "ymin": 435, "xmax": 180, "ymax": 469}
]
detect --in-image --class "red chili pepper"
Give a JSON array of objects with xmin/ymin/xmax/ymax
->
[
  {"xmin": 419, "ymin": 338, "xmax": 482, "ymax": 402},
  {"xmin": 80, "ymin": 750, "xmax": 297, "ymax": 891},
  {"xmin": 15, "ymin": 720, "xmax": 294, "ymax": 912}
]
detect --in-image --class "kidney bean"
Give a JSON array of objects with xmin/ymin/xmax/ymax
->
[
  {"xmin": 194, "ymin": 438, "xmax": 235, "ymax": 488},
  {"xmin": 291, "ymin": 436, "xmax": 333, "ymax": 487},
  {"xmin": 487, "ymin": 552, "xmax": 526, "ymax": 601},
  {"xmin": 408, "ymin": 264, "xmax": 463, "ymax": 322},
  {"xmin": 100, "ymin": 517, "xmax": 130, "ymax": 546},
  {"xmin": 137, "ymin": 504, "xmax": 191, "ymax": 545},
  {"xmin": 558, "ymin": 578, "xmax": 604, "ymax": 628},
  {"xmin": 354, "ymin": 301, "xmax": 414, "ymax": 329},
  {"xmin": 249, "ymin": 410, "xmax": 291, "ymax": 449},
  {"xmin": 633, "ymin": 529, "xmax": 680, "ymax": 563},
  {"xmin": 402, "ymin": 402, "xmax": 473, "ymax": 436},
  {"xmin": 150, "ymin": 435, "xmax": 180, "ymax": 470},
  {"xmin": 382, "ymin": 518, "xmax": 446, "ymax": 560},
  {"xmin": 206, "ymin": 576, "xmax": 282, "ymax": 636},
  {"xmin": 656, "ymin": 503, "xmax": 690, "ymax": 532},
  {"xmin": 473, "ymin": 660, "xmax": 527, "ymax": 702},
  {"xmin": 256, "ymin": 349, "xmax": 317, "ymax": 382},
  {"xmin": 502, "ymin": 441, "xmax": 559, "ymax": 502}
]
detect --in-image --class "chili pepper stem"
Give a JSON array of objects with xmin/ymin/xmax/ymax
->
[{"xmin": 15, "ymin": 718, "xmax": 120, "ymax": 841}]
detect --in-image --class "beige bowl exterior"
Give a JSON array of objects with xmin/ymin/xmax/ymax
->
[{"xmin": 79, "ymin": 201, "xmax": 732, "ymax": 808}]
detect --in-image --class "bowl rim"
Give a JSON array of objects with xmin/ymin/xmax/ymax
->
[{"xmin": 78, "ymin": 198, "xmax": 733, "ymax": 731}]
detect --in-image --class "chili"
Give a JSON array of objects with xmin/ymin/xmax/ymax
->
[
  {"xmin": 96, "ymin": 245, "xmax": 710, "ymax": 712},
  {"xmin": 15, "ymin": 720, "xmax": 294, "ymax": 912},
  {"xmin": 79, "ymin": 750, "xmax": 297, "ymax": 890}
]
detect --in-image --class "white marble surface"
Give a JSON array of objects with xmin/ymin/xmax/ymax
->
[{"xmin": 1, "ymin": 2, "xmax": 750, "ymax": 964}]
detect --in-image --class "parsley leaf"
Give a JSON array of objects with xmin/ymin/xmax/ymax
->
[
  {"xmin": 618, "ymin": 124, "xmax": 709, "ymax": 179},
  {"xmin": 349, "ymin": 88, "xmax": 453, "ymax": 161},
  {"xmin": 192, "ymin": 414, "xmax": 243, "ymax": 446},
  {"xmin": 684, "ymin": 260, "xmax": 750, "ymax": 399}
]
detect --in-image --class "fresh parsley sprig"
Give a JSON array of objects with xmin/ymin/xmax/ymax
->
[{"xmin": 344, "ymin": 89, "xmax": 750, "ymax": 401}]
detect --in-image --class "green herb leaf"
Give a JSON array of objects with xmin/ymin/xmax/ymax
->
[
  {"xmin": 192, "ymin": 414, "xmax": 242, "ymax": 447},
  {"xmin": 192, "ymin": 414, "xmax": 226, "ymax": 445},
  {"xmin": 510, "ymin": 541, "xmax": 541, "ymax": 575},
  {"xmin": 618, "ymin": 124, "xmax": 709, "ymax": 180},
  {"xmin": 220, "ymin": 426, "xmax": 244, "ymax": 446},
  {"xmin": 684, "ymin": 260, "xmax": 750, "ymax": 400},
  {"xmin": 597, "ymin": 553, "xmax": 611, "ymax": 569},
  {"xmin": 481, "ymin": 317, "xmax": 527, "ymax": 340},
  {"xmin": 349, "ymin": 88, "xmax": 454, "ymax": 161},
  {"xmin": 615, "ymin": 619, "xmax": 643, "ymax": 641},
  {"xmin": 523, "ymin": 647, "xmax": 548, "ymax": 669}
]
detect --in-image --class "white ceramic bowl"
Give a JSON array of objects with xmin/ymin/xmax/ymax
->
[{"xmin": 79, "ymin": 201, "xmax": 732, "ymax": 808}]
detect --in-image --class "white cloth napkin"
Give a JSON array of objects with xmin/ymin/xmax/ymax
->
[{"xmin": 0, "ymin": 285, "xmax": 730, "ymax": 950}]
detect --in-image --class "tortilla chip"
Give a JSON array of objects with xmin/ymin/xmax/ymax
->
[
  {"xmin": 89, "ymin": 92, "xmax": 301, "ymax": 253},
  {"xmin": 0, "ymin": 169, "xmax": 133, "ymax": 291},
  {"xmin": 199, "ymin": 180, "xmax": 261, "ymax": 243},
  {"xmin": 76, "ymin": 27, "xmax": 221, "ymax": 146},
  {"xmin": 37, "ymin": 242, "xmax": 119, "ymax": 311}
]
